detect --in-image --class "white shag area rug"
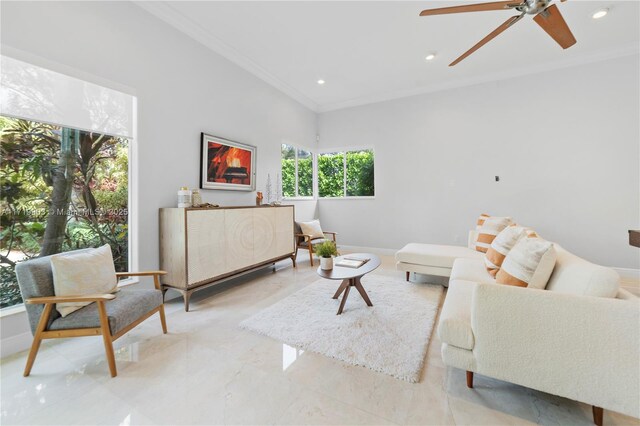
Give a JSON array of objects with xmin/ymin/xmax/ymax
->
[{"xmin": 240, "ymin": 274, "xmax": 443, "ymax": 382}]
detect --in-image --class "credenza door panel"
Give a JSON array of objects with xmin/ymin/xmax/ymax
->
[
  {"xmin": 225, "ymin": 208, "xmax": 255, "ymax": 272},
  {"xmin": 187, "ymin": 209, "xmax": 227, "ymax": 286},
  {"xmin": 275, "ymin": 207, "xmax": 294, "ymax": 256},
  {"xmin": 253, "ymin": 208, "xmax": 277, "ymax": 264}
]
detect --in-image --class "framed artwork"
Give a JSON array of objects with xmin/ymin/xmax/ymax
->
[{"xmin": 200, "ymin": 133, "xmax": 256, "ymax": 191}]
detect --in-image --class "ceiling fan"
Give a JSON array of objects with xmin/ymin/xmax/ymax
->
[{"xmin": 419, "ymin": 0, "xmax": 577, "ymax": 66}]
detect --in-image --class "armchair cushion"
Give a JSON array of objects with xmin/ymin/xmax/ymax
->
[
  {"xmin": 48, "ymin": 287, "xmax": 162, "ymax": 335},
  {"xmin": 298, "ymin": 220, "xmax": 324, "ymax": 240},
  {"xmin": 16, "ymin": 249, "xmax": 92, "ymax": 334},
  {"xmin": 51, "ymin": 244, "xmax": 118, "ymax": 317}
]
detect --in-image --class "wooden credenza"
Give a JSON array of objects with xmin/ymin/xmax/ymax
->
[{"xmin": 159, "ymin": 205, "xmax": 295, "ymax": 311}]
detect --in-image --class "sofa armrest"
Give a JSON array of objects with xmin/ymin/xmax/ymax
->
[{"xmin": 471, "ymin": 283, "xmax": 640, "ymax": 418}]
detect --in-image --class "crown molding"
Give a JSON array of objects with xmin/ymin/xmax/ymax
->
[
  {"xmin": 317, "ymin": 43, "xmax": 640, "ymax": 113},
  {"xmin": 134, "ymin": 1, "xmax": 319, "ymax": 112}
]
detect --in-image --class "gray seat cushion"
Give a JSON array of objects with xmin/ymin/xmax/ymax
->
[
  {"xmin": 298, "ymin": 238, "xmax": 330, "ymax": 248},
  {"xmin": 49, "ymin": 287, "xmax": 162, "ymax": 335}
]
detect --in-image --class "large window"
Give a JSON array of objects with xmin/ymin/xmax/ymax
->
[
  {"xmin": 319, "ymin": 149, "xmax": 375, "ymax": 198},
  {"xmin": 0, "ymin": 117, "xmax": 130, "ymax": 309},
  {"xmin": 0, "ymin": 55, "xmax": 135, "ymax": 310},
  {"xmin": 281, "ymin": 144, "xmax": 313, "ymax": 198}
]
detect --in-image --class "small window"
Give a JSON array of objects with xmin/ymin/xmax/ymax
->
[
  {"xmin": 281, "ymin": 144, "xmax": 314, "ymax": 198},
  {"xmin": 319, "ymin": 149, "xmax": 375, "ymax": 198}
]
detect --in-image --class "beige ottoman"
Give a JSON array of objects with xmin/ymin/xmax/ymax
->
[{"xmin": 395, "ymin": 242, "xmax": 483, "ymax": 280}]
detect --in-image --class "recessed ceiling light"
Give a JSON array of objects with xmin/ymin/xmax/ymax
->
[
  {"xmin": 425, "ymin": 53, "xmax": 436, "ymax": 61},
  {"xmin": 317, "ymin": 79, "xmax": 325, "ymax": 85},
  {"xmin": 592, "ymin": 8, "xmax": 608, "ymax": 19}
]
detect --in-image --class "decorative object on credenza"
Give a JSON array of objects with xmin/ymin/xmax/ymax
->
[
  {"xmin": 275, "ymin": 172, "xmax": 283, "ymax": 204},
  {"xmin": 191, "ymin": 189, "xmax": 202, "ymax": 207},
  {"xmin": 177, "ymin": 186, "xmax": 192, "ymax": 208},
  {"xmin": 256, "ymin": 191, "xmax": 263, "ymax": 206},
  {"xmin": 315, "ymin": 240, "xmax": 338, "ymax": 270},
  {"xmin": 265, "ymin": 173, "xmax": 273, "ymax": 204},
  {"xmin": 200, "ymin": 132, "xmax": 256, "ymax": 191}
]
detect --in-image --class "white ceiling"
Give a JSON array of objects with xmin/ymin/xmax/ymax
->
[{"xmin": 138, "ymin": 1, "xmax": 640, "ymax": 112}]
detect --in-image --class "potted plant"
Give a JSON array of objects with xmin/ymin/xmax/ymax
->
[{"xmin": 315, "ymin": 241, "xmax": 338, "ymax": 270}]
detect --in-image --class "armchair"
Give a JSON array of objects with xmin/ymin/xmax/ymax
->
[
  {"xmin": 15, "ymin": 251, "xmax": 168, "ymax": 378},
  {"xmin": 294, "ymin": 221, "xmax": 338, "ymax": 267}
]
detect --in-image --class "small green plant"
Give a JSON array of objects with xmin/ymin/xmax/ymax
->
[{"xmin": 314, "ymin": 241, "xmax": 338, "ymax": 258}]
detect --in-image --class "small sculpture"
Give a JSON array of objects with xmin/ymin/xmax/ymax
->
[{"xmin": 265, "ymin": 174, "xmax": 273, "ymax": 204}]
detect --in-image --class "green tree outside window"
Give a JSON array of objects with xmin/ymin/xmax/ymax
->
[
  {"xmin": 281, "ymin": 144, "xmax": 314, "ymax": 198},
  {"xmin": 0, "ymin": 117, "xmax": 129, "ymax": 309},
  {"xmin": 318, "ymin": 150, "xmax": 375, "ymax": 198}
]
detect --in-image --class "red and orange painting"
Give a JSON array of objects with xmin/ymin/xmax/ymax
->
[{"xmin": 200, "ymin": 133, "xmax": 256, "ymax": 191}]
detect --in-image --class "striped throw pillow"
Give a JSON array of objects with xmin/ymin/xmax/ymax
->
[
  {"xmin": 475, "ymin": 216, "xmax": 512, "ymax": 253},
  {"xmin": 496, "ymin": 238, "xmax": 557, "ymax": 289},
  {"xmin": 484, "ymin": 226, "xmax": 528, "ymax": 276},
  {"xmin": 476, "ymin": 213, "xmax": 490, "ymax": 230}
]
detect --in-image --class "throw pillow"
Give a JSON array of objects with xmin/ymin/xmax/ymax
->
[
  {"xmin": 476, "ymin": 213, "xmax": 490, "ymax": 230},
  {"xmin": 496, "ymin": 238, "xmax": 557, "ymax": 289},
  {"xmin": 484, "ymin": 226, "xmax": 528, "ymax": 276},
  {"xmin": 51, "ymin": 244, "xmax": 118, "ymax": 317},
  {"xmin": 475, "ymin": 216, "xmax": 512, "ymax": 253},
  {"xmin": 298, "ymin": 220, "xmax": 325, "ymax": 240}
]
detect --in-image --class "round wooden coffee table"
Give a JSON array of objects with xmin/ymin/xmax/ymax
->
[{"xmin": 317, "ymin": 253, "xmax": 381, "ymax": 315}]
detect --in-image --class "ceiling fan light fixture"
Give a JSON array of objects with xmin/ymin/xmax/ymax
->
[
  {"xmin": 317, "ymin": 79, "xmax": 325, "ymax": 85},
  {"xmin": 425, "ymin": 53, "xmax": 437, "ymax": 61},
  {"xmin": 592, "ymin": 8, "xmax": 609, "ymax": 19}
]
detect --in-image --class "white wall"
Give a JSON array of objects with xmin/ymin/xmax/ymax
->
[
  {"xmin": 318, "ymin": 55, "xmax": 640, "ymax": 271},
  {"xmin": 0, "ymin": 1, "xmax": 317, "ymax": 355}
]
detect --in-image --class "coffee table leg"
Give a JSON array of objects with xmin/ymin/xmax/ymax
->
[
  {"xmin": 332, "ymin": 279, "xmax": 349, "ymax": 299},
  {"xmin": 353, "ymin": 276, "xmax": 373, "ymax": 307},
  {"xmin": 337, "ymin": 284, "xmax": 351, "ymax": 315}
]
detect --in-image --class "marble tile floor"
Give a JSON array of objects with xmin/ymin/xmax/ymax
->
[{"xmin": 1, "ymin": 253, "xmax": 638, "ymax": 425}]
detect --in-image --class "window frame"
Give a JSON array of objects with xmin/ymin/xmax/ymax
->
[
  {"xmin": 317, "ymin": 146, "xmax": 376, "ymax": 200},
  {"xmin": 281, "ymin": 143, "xmax": 316, "ymax": 200},
  {"xmin": 0, "ymin": 51, "xmax": 139, "ymax": 313}
]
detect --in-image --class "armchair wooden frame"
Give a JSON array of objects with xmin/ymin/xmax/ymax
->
[
  {"xmin": 294, "ymin": 231, "xmax": 337, "ymax": 266},
  {"xmin": 23, "ymin": 271, "xmax": 168, "ymax": 378}
]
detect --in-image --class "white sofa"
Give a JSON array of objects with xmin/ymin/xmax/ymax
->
[{"xmin": 396, "ymin": 233, "xmax": 640, "ymax": 425}]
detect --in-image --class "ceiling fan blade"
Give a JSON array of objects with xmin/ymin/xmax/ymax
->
[
  {"xmin": 449, "ymin": 14, "xmax": 524, "ymax": 66},
  {"xmin": 533, "ymin": 4, "xmax": 577, "ymax": 49},
  {"xmin": 420, "ymin": 1, "xmax": 522, "ymax": 16}
]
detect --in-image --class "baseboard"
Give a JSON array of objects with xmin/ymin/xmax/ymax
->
[{"xmin": 1, "ymin": 331, "xmax": 32, "ymax": 358}]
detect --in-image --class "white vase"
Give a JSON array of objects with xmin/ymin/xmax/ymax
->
[{"xmin": 320, "ymin": 256, "xmax": 333, "ymax": 270}]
